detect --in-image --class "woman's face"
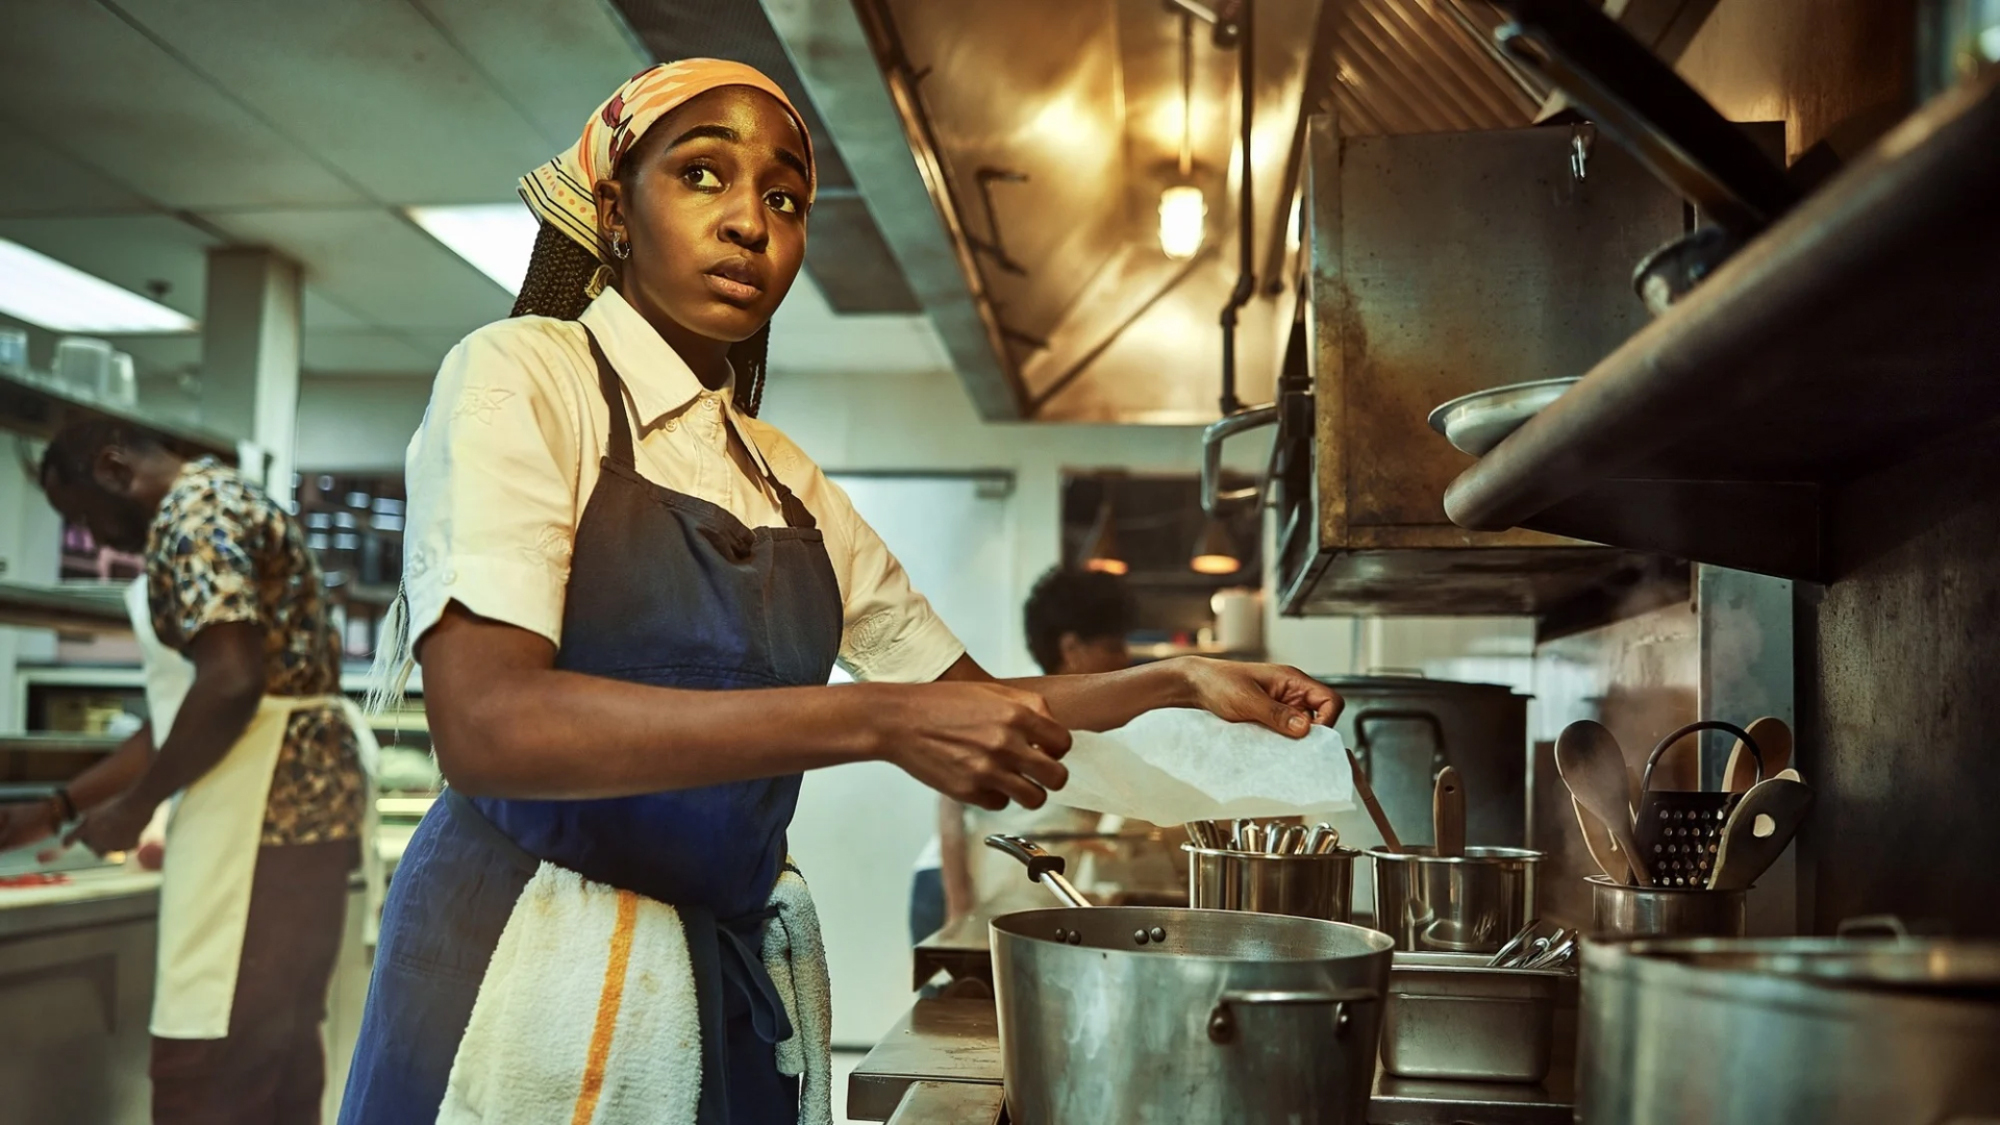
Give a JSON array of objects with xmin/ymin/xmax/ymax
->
[{"xmin": 596, "ymin": 86, "xmax": 810, "ymax": 344}]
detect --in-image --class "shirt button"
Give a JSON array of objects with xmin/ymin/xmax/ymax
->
[
  {"xmin": 444, "ymin": 569, "xmax": 458, "ymax": 585},
  {"xmin": 665, "ymin": 418, "xmax": 679, "ymax": 432}
]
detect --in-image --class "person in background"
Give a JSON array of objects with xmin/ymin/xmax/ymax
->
[
  {"xmin": 11, "ymin": 421, "xmax": 370, "ymax": 1125},
  {"xmin": 911, "ymin": 567, "xmax": 1134, "ymax": 944}
]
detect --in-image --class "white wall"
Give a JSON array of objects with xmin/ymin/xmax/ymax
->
[
  {"xmin": 294, "ymin": 375, "xmax": 432, "ymax": 473},
  {"xmin": 0, "ymin": 449, "xmax": 61, "ymax": 731}
]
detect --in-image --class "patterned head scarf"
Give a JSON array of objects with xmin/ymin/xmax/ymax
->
[{"xmin": 518, "ymin": 59, "xmax": 817, "ymax": 264}]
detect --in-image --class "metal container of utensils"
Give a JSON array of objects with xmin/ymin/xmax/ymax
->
[
  {"xmin": 1185, "ymin": 820, "xmax": 1358, "ymax": 921},
  {"xmin": 1588, "ymin": 875, "xmax": 1747, "ymax": 939},
  {"xmin": 1370, "ymin": 846, "xmax": 1541, "ymax": 953},
  {"xmin": 1381, "ymin": 952, "xmax": 1564, "ymax": 1082}
]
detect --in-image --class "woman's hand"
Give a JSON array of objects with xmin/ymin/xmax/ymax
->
[
  {"xmin": 1179, "ymin": 658, "xmax": 1344, "ymax": 737},
  {"xmin": 65, "ymin": 793, "xmax": 155, "ymax": 858},
  {"xmin": 862, "ymin": 681, "xmax": 1074, "ymax": 812}
]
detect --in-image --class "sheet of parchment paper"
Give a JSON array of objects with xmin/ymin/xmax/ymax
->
[{"xmin": 1047, "ymin": 708, "xmax": 1356, "ymax": 825}]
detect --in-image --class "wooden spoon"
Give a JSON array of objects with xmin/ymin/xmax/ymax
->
[
  {"xmin": 1556, "ymin": 721, "xmax": 1653, "ymax": 886},
  {"xmin": 1433, "ymin": 766, "xmax": 1466, "ymax": 857},
  {"xmin": 1723, "ymin": 716, "xmax": 1794, "ymax": 793},
  {"xmin": 1572, "ymin": 797, "xmax": 1628, "ymax": 883},
  {"xmin": 1709, "ymin": 777, "xmax": 1814, "ymax": 891}
]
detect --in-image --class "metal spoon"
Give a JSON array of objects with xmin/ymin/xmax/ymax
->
[
  {"xmin": 1557, "ymin": 720, "xmax": 1654, "ymax": 886},
  {"xmin": 1487, "ymin": 919, "xmax": 1543, "ymax": 967}
]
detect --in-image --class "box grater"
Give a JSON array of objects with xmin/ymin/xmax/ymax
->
[{"xmin": 1634, "ymin": 721, "xmax": 1762, "ymax": 888}]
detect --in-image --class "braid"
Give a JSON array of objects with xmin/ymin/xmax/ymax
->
[
  {"xmin": 511, "ymin": 222, "xmax": 602, "ymax": 320},
  {"xmin": 728, "ymin": 325, "xmax": 771, "ymax": 417},
  {"xmin": 510, "ymin": 220, "xmax": 776, "ymax": 417}
]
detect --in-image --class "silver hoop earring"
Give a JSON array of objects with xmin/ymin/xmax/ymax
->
[{"xmin": 611, "ymin": 235, "xmax": 631, "ymax": 260}]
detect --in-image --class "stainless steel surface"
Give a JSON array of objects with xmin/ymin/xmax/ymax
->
[
  {"xmin": 1587, "ymin": 875, "xmax": 1745, "ymax": 939},
  {"xmin": 1277, "ymin": 114, "xmax": 1684, "ymax": 617},
  {"xmin": 1580, "ymin": 936, "xmax": 2000, "ymax": 1124},
  {"xmin": 1381, "ymin": 952, "xmax": 1560, "ymax": 1083},
  {"xmin": 884, "ymin": 1080, "xmax": 1005, "ymax": 1125},
  {"xmin": 991, "ymin": 906, "xmax": 1392, "ymax": 1125},
  {"xmin": 1328, "ymin": 676, "xmax": 1531, "ymax": 853},
  {"xmin": 1371, "ymin": 846, "xmax": 1542, "ymax": 953},
  {"xmin": 1199, "ymin": 405, "xmax": 1277, "ymax": 513},
  {"xmin": 1186, "ymin": 844, "xmax": 1360, "ymax": 921},
  {"xmin": 1237, "ymin": 819, "xmax": 1265, "ymax": 854},
  {"xmin": 1328, "ymin": 0, "xmax": 1543, "ymax": 138},
  {"xmin": 1488, "ymin": 919, "xmax": 1544, "ymax": 967},
  {"xmin": 1427, "ymin": 378, "xmax": 1582, "ymax": 457},
  {"xmin": 1273, "ymin": 823, "xmax": 1309, "ymax": 856},
  {"xmin": 846, "ymin": 995, "xmax": 1575, "ymax": 1124},
  {"xmin": 0, "ymin": 580, "xmax": 132, "ymax": 635}
]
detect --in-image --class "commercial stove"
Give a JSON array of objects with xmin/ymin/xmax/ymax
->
[{"xmin": 848, "ymin": 998, "xmax": 1574, "ymax": 1125}]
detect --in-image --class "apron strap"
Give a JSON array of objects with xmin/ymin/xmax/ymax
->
[{"xmin": 580, "ymin": 325, "xmax": 817, "ymax": 531}]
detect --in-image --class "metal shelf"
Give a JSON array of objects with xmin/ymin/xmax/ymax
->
[
  {"xmin": 0, "ymin": 581, "xmax": 131, "ymax": 634},
  {"xmin": 0, "ymin": 368, "xmax": 238, "ymax": 461},
  {"xmin": 0, "ymin": 733, "xmax": 122, "ymax": 755},
  {"xmin": 1441, "ymin": 72, "xmax": 2000, "ymax": 582}
]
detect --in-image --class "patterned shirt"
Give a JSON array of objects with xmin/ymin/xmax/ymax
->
[{"xmin": 145, "ymin": 458, "xmax": 366, "ymax": 846}]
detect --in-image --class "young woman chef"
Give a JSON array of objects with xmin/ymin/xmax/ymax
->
[{"xmin": 338, "ymin": 60, "xmax": 1342, "ymax": 1124}]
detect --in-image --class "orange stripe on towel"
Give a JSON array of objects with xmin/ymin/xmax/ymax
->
[{"xmin": 570, "ymin": 889, "xmax": 641, "ymax": 1125}]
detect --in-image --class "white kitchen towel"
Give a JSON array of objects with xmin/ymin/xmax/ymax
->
[
  {"xmin": 762, "ymin": 863, "xmax": 834, "ymax": 1125},
  {"xmin": 436, "ymin": 863, "xmax": 702, "ymax": 1125},
  {"xmin": 1051, "ymin": 708, "xmax": 1357, "ymax": 825}
]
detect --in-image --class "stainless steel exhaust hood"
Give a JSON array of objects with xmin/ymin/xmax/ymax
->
[{"xmin": 790, "ymin": 0, "xmax": 1544, "ymax": 423}]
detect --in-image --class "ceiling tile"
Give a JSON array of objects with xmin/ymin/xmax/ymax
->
[
  {"xmin": 114, "ymin": 0, "xmax": 553, "ymax": 205},
  {"xmin": 0, "ymin": 0, "xmax": 363, "ymax": 210},
  {"xmin": 769, "ymin": 275, "xmax": 946, "ymax": 376},
  {"xmin": 0, "ymin": 118, "xmax": 153, "ymax": 219},
  {"xmin": 302, "ymin": 288, "xmax": 371, "ymax": 332},
  {"xmin": 411, "ymin": 0, "xmax": 651, "ymax": 149},
  {"xmin": 202, "ymin": 208, "xmax": 512, "ymax": 333},
  {"xmin": 0, "ymin": 213, "xmax": 217, "ymax": 322}
]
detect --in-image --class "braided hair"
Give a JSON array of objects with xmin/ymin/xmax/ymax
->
[{"xmin": 509, "ymin": 212, "xmax": 774, "ymax": 417}]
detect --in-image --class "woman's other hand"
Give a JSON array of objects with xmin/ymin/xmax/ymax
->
[
  {"xmin": 0, "ymin": 799, "xmax": 61, "ymax": 853},
  {"xmin": 1179, "ymin": 658, "xmax": 1343, "ymax": 737},
  {"xmin": 864, "ymin": 681, "xmax": 1073, "ymax": 812}
]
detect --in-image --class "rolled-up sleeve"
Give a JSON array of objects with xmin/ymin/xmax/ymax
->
[{"xmin": 402, "ymin": 324, "xmax": 584, "ymax": 650}]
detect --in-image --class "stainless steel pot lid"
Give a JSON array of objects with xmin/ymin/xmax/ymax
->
[{"xmin": 1613, "ymin": 936, "xmax": 2000, "ymax": 995}]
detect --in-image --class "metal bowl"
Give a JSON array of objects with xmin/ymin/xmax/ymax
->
[{"xmin": 1426, "ymin": 378, "xmax": 1582, "ymax": 456}]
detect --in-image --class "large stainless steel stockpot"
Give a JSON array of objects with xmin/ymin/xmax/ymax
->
[
  {"xmin": 984, "ymin": 835, "xmax": 1393, "ymax": 1124},
  {"xmin": 1580, "ymin": 935, "xmax": 2000, "ymax": 1124},
  {"xmin": 992, "ymin": 906, "xmax": 1393, "ymax": 1125}
]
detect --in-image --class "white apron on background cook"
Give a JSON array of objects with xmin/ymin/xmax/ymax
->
[{"xmin": 127, "ymin": 579, "xmax": 383, "ymax": 1039}]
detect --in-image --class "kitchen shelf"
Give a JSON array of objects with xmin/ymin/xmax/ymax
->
[
  {"xmin": 0, "ymin": 581, "xmax": 131, "ymax": 634},
  {"xmin": 1441, "ymin": 72, "xmax": 2000, "ymax": 582},
  {"xmin": 0, "ymin": 368, "xmax": 238, "ymax": 461},
  {"xmin": 0, "ymin": 733, "xmax": 122, "ymax": 755}
]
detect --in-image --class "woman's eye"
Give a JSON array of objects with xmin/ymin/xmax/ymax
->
[
  {"xmin": 682, "ymin": 166, "xmax": 722, "ymax": 190},
  {"xmin": 766, "ymin": 190, "xmax": 800, "ymax": 215}
]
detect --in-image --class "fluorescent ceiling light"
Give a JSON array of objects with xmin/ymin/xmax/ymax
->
[
  {"xmin": 407, "ymin": 204, "xmax": 539, "ymax": 295},
  {"xmin": 0, "ymin": 239, "xmax": 197, "ymax": 333}
]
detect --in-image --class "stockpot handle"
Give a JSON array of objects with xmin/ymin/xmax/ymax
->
[
  {"xmin": 1206, "ymin": 987, "xmax": 1378, "ymax": 1044},
  {"xmin": 983, "ymin": 834, "xmax": 1092, "ymax": 909},
  {"xmin": 1836, "ymin": 914, "xmax": 1912, "ymax": 940},
  {"xmin": 1642, "ymin": 720, "xmax": 1756, "ymax": 795},
  {"xmin": 1351, "ymin": 708, "xmax": 1448, "ymax": 777}
]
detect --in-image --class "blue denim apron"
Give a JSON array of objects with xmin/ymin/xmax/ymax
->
[{"xmin": 339, "ymin": 330, "xmax": 843, "ymax": 1124}]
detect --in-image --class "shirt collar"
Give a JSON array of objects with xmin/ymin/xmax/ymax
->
[{"xmin": 578, "ymin": 288, "xmax": 735, "ymax": 429}]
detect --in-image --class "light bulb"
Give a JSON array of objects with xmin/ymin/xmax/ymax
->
[{"xmin": 1158, "ymin": 185, "xmax": 1206, "ymax": 260}]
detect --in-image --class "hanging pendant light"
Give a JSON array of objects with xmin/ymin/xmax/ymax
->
[
  {"xmin": 1159, "ymin": 9, "xmax": 1206, "ymax": 261},
  {"xmin": 1083, "ymin": 499, "xmax": 1129, "ymax": 575},
  {"xmin": 1189, "ymin": 513, "xmax": 1242, "ymax": 575}
]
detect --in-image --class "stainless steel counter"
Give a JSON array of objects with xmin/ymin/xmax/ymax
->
[{"xmin": 849, "ymin": 999, "xmax": 1574, "ymax": 1125}]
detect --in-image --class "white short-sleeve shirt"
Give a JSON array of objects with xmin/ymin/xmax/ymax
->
[{"xmin": 401, "ymin": 289, "xmax": 966, "ymax": 684}]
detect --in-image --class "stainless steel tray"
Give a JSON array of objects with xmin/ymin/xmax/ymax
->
[{"xmin": 1381, "ymin": 952, "xmax": 1562, "ymax": 1083}]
